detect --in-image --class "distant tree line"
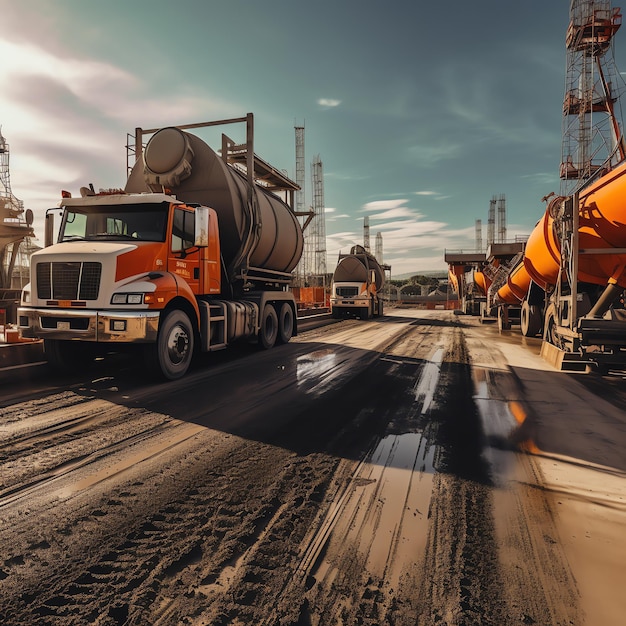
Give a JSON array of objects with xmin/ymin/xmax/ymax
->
[{"xmin": 389, "ymin": 275, "xmax": 441, "ymax": 296}]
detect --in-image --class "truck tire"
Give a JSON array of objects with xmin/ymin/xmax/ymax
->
[
  {"xmin": 259, "ymin": 304, "xmax": 278, "ymax": 349},
  {"xmin": 277, "ymin": 303, "xmax": 294, "ymax": 344},
  {"xmin": 153, "ymin": 309, "xmax": 194, "ymax": 380},
  {"xmin": 544, "ymin": 304, "xmax": 558, "ymax": 347},
  {"xmin": 520, "ymin": 301, "xmax": 542, "ymax": 337},
  {"xmin": 44, "ymin": 339, "xmax": 92, "ymax": 372},
  {"xmin": 497, "ymin": 306, "xmax": 511, "ymax": 331}
]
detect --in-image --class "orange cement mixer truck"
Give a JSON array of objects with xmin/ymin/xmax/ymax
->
[
  {"xmin": 18, "ymin": 114, "xmax": 304, "ymax": 379},
  {"xmin": 493, "ymin": 163, "xmax": 626, "ymax": 371}
]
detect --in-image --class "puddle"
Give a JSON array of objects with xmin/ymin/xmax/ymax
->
[
  {"xmin": 413, "ymin": 347, "xmax": 444, "ymax": 414},
  {"xmin": 369, "ymin": 432, "xmax": 435, "ymax": 473},
  {"xmin": 473, "ymin": 367, "xmax": 525, "ymax": 483},
  {"xmin": 296, "ymin": 349, "xmax": 338, "ymax": 394},
  {"xmin": 310, "ymin": 431, "xmax": 435, "ymax": 592}
]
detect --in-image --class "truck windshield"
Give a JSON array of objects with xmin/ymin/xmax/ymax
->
[
  {"xmin": 336, "ymin": 286, "xmax": 359, "ymax": 297},
  {"xmin": 60, "ymin": 203, "xmax": 169, "ymax": 243}
]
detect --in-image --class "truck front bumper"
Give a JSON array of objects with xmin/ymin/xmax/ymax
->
[{"xmin": 17, "ymin": 307, "xmax": 160, "ymax": 343}]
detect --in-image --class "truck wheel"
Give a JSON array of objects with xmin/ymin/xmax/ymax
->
[
  {"xmin": 259, "ymin": 305, "xmax": 278, "ymax": 349},
  {"xmin": 44, "ymin": 339, "xmax": 92, "ymax": 372},
  {"xmin": 154, "ymin": 309, "xmax": 194, "ymax": 380},
  {"xmin": 520, "ymin": 301, "xmax": 542, "ymax": 337},
  {"xmin": 497, "ymin": 306, "xmax": 511, "ymax": 331},
  {"xmin": 277, "ymin": 303, "xmax": 294, "ymax": 344},
  {"xmin": 544, "ymin": 304, "xmax": 558, "ymax": 346}
]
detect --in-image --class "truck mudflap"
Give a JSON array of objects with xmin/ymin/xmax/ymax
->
[{"xmin": 17, "ymin": 307, "xmax": 160, "ymax": 343}]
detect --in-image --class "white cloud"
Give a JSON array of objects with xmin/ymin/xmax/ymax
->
[
  {"xmin": 318, "ymin": 98, "xmax": 342, "ymax": 108},
  {"xmin": 362, "ymin": 199, "xmax": 409, "ymax": 211},
  {"xmin": 367, "ymin": 207, "xmax": 419, "ymax": 221},
  {"xmin": 0, "ymin": 33, "xmax": 243, "ymax": 242}
]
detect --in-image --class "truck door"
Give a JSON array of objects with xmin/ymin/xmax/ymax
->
[{"xmin": 169, "ymin": 206, "xmax": 201, "ymax": 293}]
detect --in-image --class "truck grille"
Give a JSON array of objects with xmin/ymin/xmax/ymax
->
[{"xmin": 36, "ymin": 262, "xmax": 102, "ymax": 300}]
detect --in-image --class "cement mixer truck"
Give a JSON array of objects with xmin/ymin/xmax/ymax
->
[
  {"xmin": 330, "ymin": 245, "xmax": 385, "ymax": 319},
  {"xmin": 17, "ymin": 114, "xmax": 304, "ymax": 379},
  {"xmin": 493, "ymin": 164, "xmax": 626, "ymax": 371}
]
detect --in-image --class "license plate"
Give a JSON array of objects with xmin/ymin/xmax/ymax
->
[{"xmin": 57, "ymin": 321, "xmax": 70, "ymax": 330}]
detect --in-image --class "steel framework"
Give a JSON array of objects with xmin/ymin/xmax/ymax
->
[
  {"xmin": 309, "ymin": 154, "xmax": 327, "ymax": 276},
  {"xmin": 560, "ymin": 0, "xmax": 626, "ymax": 194},
  {"xmin": 0, "ymin": 128, "xmax": 34, "ymax": 291}
]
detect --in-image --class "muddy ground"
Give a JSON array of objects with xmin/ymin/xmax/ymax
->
[{"xmin": 0, "ymin": 309, "xmax": 624, "ymax": 625}]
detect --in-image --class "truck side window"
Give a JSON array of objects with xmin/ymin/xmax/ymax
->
[
  {"xmin": 107, "ymin": 217, "xmax": 128, "ymax": 235},
  {"xmin": 172, "ymin": 208, "xmax": 195, "ymax": 252},
  {"xmin": 63, "ymin": 212, "xmax": 87, "ymax": 239}
]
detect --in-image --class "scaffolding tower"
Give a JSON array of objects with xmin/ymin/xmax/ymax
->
[
  {"xmin": 375, "ymin": 231, "xmax": 383, "ymax": 264},
  {"xmin": 363, "ymin": 216, "xmax": 370, "ymax": 252},
  {"xmin": 294, "ymin": 124, "xmax": 307, "ymax": 279},
  {"xmin": 487, "ymin": 197, "xmax": 496, "ymax": 246},
  {"xmin": 0, "ymin": 128, "xmax": 34, "ymax": 293},
  {"xmin": 309, "ymin": 154, "xmax": 327, "ymax": 277},
  {"xmin": 560, "ymin": 0, "xmax": 626, "ymax": 194},
  {"xmin": 497, "ymin": 194, "xmax": 507, "ymax": 243},
  {"xmin": 475, "ymin": 219, "xmax": 483, "ymax": 252}
]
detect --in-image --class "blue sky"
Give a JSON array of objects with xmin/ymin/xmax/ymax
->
[{"xmin": 2, "ymin": 0, "xmax": 624, "ymax": 276}]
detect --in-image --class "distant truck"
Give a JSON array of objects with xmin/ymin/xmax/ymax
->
[
  {"xmin": 330, "ymin": 245, "xmax": 385, "ymax": 319},
  {"xmin": 18, "ymin": 114, "xmax": 304, "ymax": 379}
]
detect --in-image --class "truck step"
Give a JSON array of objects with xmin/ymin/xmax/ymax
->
[{"xmin": 208, "ymin": 343, "xmax": 227, "ymax": 351}]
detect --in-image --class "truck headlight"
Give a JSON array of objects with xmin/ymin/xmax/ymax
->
[{"xmin": 111, "ymin": 293, "xmax": 144, "ymax": 305}]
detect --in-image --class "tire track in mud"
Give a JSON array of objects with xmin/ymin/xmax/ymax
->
[
  {"xmin": 0, "ymin": 318, "xmax": 420, "ymax": 625},
  {"xmin": 463, "ymin": 328, "xmax": 581, "ymax": 625},
  {"xmin": 263, "ymin": 315, "xmax": 453, "ymax": 625},
  {"xmin": 0, "ymin": 312, "xmax": 580, "ymax": 625},
  {"xmin": 416, "ymin": 324, "xmax": 580, "ymax": 626},
  {"xmin": 0, "ymin": 392, "xmax": 175, "ymax": 502},
  {"xmin": 415, "ymin": 326, "xmax": 510, "ymax": 625}
]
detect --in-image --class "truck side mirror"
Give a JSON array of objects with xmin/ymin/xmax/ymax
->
[
  {"xmin": 44, "ymin": 209, "xmax": 56, "ymax": 247},
  {"xmin": 194, "ymin": 206, "xmax": 209, "ymax": 248}
]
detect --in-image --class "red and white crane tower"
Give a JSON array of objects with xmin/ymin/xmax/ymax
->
[{"xmin": 560, "ymin": 0, "xmax": 626, "ymax": 194}]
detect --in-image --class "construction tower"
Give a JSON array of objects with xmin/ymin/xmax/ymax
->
[
  {"xmin": 497, "ymin": 194, "xmax": 507, "ymax": 243},
  {"xmin": 310, "ymin": 154, "xmax": 327, "ymax": 277},
  {"xmin": 375, "ymin": 231, "xmax": 383, "ymax": 264},
  {"xmin": 475, "ymin": 219, "xmax": 483, "ymax": 252},
  {"xmin": 363, "ymin": 216, "xmax": 370, "ymax": 252},
  {"xmin": 1, "ymin": 128, "xmax": 35, "ymax": 324},
  {"xmin": 294, "ymin": 123, "xmax": 308, "ymax": 280},
  {"xmin": 487, "ymin": 197, "xmax": 496, "ymax": 247},
  {"xmin": 560, "ymin": 0, "xmax": 626, "ymax": 194}
]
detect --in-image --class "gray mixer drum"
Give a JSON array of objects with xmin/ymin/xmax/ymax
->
[{"xmin": 126, "ymin": 127, "xmax": 303, "ymax": 275}]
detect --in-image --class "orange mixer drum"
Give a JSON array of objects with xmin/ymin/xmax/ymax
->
[
  {"xmin": 523, "ymin": 210, "xmax": 561, "ymax": 290},
  {"xmin": 448, "ymin": 265, "xmax": 464, "ymax": 294},
  {"xmin": 497, "ymin": 260, "xmax": 531, "ymax": 304},
  {"xmin": 520, "ymin": 179, "xmax": 626, "ymax": 290},
  {"xmin": 579, "ymin": 159, "xmax": 626, "ymax": 249},
  {"xmin": 578, "ymin": 227, "xmax": 626, "ymax": 287},
  {"xmin": 473, "ymin": 270, "xmax": 489, "ymax": 295}
]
